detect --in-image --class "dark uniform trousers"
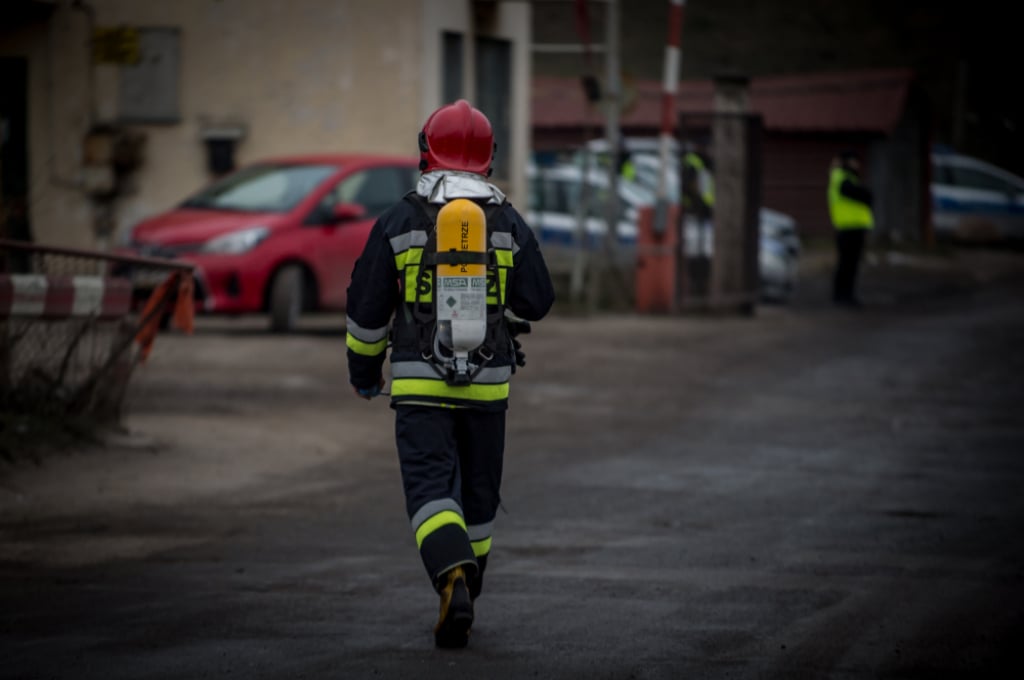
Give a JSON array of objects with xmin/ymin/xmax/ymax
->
[
  {"xmin": 833, "ymin": 228, "xmax": 867, "ymax": 303},
  {"xmin": 395, "ymin": 404, "xmax": 505, "ymax": 592}
]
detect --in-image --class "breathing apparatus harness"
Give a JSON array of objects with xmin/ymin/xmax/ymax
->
[{"xmin": 401, "ymin": 193, "xmax": 527, "ymax": 388}]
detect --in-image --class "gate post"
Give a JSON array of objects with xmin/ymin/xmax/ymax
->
[{"xmin": 634, "ymin": 204, "xmax": 679, "ymax": 313}]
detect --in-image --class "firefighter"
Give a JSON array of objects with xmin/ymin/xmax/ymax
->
[
  {"xmin": 828, "ymin": 150, "xmax": 874, "ymax": 307},
  {"xmin": 345, "ymin": 100, "xmax": 555, "ymax": 648}
]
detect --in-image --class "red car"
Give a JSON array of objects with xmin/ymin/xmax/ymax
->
[{"xmin": 119, "ymin": 154, "xmax": 419, "ymax": 331}]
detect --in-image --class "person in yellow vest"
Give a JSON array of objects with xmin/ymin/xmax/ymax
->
[
  {"xmin": 682, "ymin": 146, "xmax": 714, "ymax": 221},
  {"xmin": 615, "ymin": 138, "xmax": 637, "ymax": 182},
  {"xmin": 828, "ymin": 150, "xmax": 874, "ymax": 307},
  {"xmin": 681, "ymin": 144, "xmax": 715, "ymax": 296}
]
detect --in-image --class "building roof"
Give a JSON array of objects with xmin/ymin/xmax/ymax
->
[{"xmin": 533, "ymin": 68, "xmax": 916, "ymax": 134}]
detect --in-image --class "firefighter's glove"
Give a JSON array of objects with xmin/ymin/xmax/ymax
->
[
  {"xmin": 513, "ymin": 337, "xmax": 527, "ymax": 368},
  {"xmin": 353, "ymin": 378, "xmax": 384, "ymax": 400},
  {"xmin": 505, "ymin": 312, "xmax": 530, "ymax": 371},
  {"xmin": 504, "ymin": 309, "xmax": 531, "ymax": 338},
  {"xmin": 508, "ymin": 320, "xmax": 532, "ymax": 338}
]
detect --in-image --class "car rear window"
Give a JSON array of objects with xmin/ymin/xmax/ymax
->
[{"xmin": 182, "ymin": 164, "xmax": 338, "ymax": 212}]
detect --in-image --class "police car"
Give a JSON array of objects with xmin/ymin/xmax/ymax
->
[
  {"xmin": 931, "ymin": 149, "xmax": 1024, "ymax": 243},
  {"xmin": 526, "ymin": 159, "xmax": 802, "ymax": 302}
]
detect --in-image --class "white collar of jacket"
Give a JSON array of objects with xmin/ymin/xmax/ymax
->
[{"xmin": 416, "ymin": 170, "xmax": 506, "ymax": 205}]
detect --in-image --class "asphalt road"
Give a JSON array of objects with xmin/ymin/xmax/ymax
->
[{"xmin": 2, "ymin": 249, "xmax": 1023, "ymax": 679}]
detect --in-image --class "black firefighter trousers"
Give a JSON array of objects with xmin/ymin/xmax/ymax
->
[{"xmin": 395, "ymin": 404, "xmax": 505, "ymax": 594}]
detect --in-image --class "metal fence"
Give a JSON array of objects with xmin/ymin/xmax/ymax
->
[{"xmin": 0, "ymin": 239, "xmax": 194, "ymax": 427}]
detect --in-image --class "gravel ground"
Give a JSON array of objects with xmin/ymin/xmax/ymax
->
[{"xmin": 1, "ymin": 245, "xmax": 1023, "ymax": 679}]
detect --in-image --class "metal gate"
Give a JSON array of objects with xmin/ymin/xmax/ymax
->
[{"xmin": 1, "ymin": 239, "xmax": 194, "ymax": 435}]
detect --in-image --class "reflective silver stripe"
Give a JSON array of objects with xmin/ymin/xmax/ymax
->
[
  {"xmin": 345, "ymin": 315, "xmax": 388, "ymax": 343},
  {"xmin": 390, "ymin": 230, "xmax": 428, "ymax": 254},
  {"xmin": 411, "ymin": 498, "xmax": 463, "ymax": 531},
  {"xmin": 491, "ymin": 234, "xmax": 519, "ymax": 256},
  {"xmin": 490, "ymin": 232, "xmax": 513, "ymax": 251},
  {"xmin": 418, "ymin": 171, "xmax": 507, "ymax": 204},
  {"xmin": 489, "ymin": 232, "xmax": 520, "ymax": 256},
  {"xmin": 391, "ymin": 360, "xmax": 511, "ymax": 384},
  {"xmin": 467, "ymin": 521, "xmax": 493, "ymax": 541}
]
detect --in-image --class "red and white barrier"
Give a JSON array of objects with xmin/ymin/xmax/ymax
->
[
  {"xmin": 0, "ymin": 274, "xmax": 132, "ymax": 320},
  {"xmin": 656, "ymin": 0, "xmax": 686, "ymax": 205}
]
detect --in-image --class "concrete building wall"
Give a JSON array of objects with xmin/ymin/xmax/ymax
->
[
  {"xmin": 419, "ymin": 0, "xmax": 531, "ymax": 207},
  {"xmin": 2, "ymin": 0, "xmax": 531, "ymax": 250},
  {"xmin": 420, "ymin": 0, "xmax": 473, "ymax": 121},
  {"xmin": 496, "ymin": 2, "xmax": 531, "ymax": 209},
  {"xmin": 2, "ymin": 7, "xmax": 98, "ymax": 250}
]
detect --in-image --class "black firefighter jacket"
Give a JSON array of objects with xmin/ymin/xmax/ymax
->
[{"xmin": 345, "ymin": 192, "xmax": 555, "ymax": 411}]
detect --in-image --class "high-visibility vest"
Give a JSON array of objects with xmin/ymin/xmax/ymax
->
[
  {"xmin": 683, "ymin": 152, "xmax": 715, "ymax": 209},
  {"xmin": 828, "ymin": 167, "xmax": 874, "ymax": 230},
  {"xmin": 621, "ymin": 158, "xmax": 636, "ymax": 182}
]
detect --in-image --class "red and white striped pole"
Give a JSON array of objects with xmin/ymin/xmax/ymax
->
[{"xmin": 655, "ymin": 0, "xmax": 685, "ymax": 233}]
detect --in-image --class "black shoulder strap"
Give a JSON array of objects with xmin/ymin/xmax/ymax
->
[
  {"xmin": 402, "ymin": 193, "xmax": 439, "ymax": 329},
  {"xmin": 402, "ymin": 190, "xmax": 435, "ymax": 225},
  {"xmin": 402, "ymin": 192, "xmax": 509, "ymax": 356},
  {"xmin": 404, "ymin": 192, "xmax": 502, "ymax": 268}
]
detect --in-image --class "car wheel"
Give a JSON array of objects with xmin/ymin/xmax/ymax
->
[{"xmin": 269, "ymin": 264, "xmax": 304, "ymax": 333}]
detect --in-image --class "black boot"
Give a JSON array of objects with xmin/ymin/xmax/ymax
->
[
  {"xmin": 466, "ymin": 554, "xmax": 487, "ymax": 601},
  {"xmin": 434, "ymin": 566, "xmax": 474, "ymax": 648}
]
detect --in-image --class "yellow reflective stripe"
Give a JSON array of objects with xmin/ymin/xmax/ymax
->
[
  {"xmin": 485, "ymin": 271, "xmax": 508, "ymax": 304},
  {"xmin": 404, "ymin": 267, "xmax": 433, "ymax": 303},
  {"xmin": 394, "ymin": 246, "xmax": 423, "ymax": 271},
  {"xmin": 346, "ymin": 332, "xmax": 387, "ymax": 356},
  {"xmin": 415, "ymin": 510, "xmax": 466, "ymax": 548},
  {"xmin": 419, "ymin": 269, "xmax": 433, "ymax": 301},
  {"xmin": 404, "ymin": 265, "xmax": 419, "ymax": 302},
  {"xmin": 398, "ymin": 248, "xmax": 430, "ymax": 303},
  {"xmin": 471, "ymin": 537, "xmax": 492, "ymax": 557},
  {"xmin": 485, "ymin": 266, "xmax": 510, "ymax": 305},
  {"xmin": 392, "ymin": 378, "xmax": 509, "ymax": 402},
  {"xmin": 495, "ymin": 249, "xmax": 512, "ymax": 304}
]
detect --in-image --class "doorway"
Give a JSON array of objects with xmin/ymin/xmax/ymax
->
[{"xmin": 1, "ymin": 57, "xmax": 31, "ymax": 244}]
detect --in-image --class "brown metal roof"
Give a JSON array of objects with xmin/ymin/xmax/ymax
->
[{"xmin": 533, "ymin": 68, "xmax": 916, "ymax": 134}]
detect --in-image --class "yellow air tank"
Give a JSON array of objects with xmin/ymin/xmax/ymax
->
[{"xmin": 434, "ymin": 199, "xmax": 488, "ymax": 382}]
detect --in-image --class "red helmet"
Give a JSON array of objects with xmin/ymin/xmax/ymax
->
[{"xmin": 418, "ymin": 99, "xmax": 494, "ymax": 176}]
